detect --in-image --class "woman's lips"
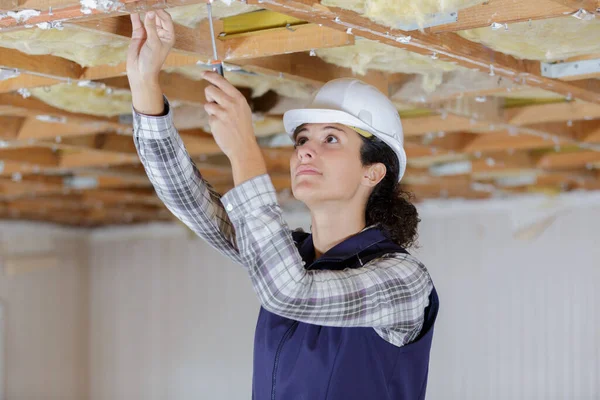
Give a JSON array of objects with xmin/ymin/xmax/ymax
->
[{"xmin": 296, "ymin": 165, "xmax": 321, "ymax": 176}]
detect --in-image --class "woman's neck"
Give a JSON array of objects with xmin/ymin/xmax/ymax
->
[{"xmin": 309, "ymin": 203, "xmax": 367, "ymax": 259}]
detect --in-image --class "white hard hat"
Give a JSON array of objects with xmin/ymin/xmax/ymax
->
[{"xmin": 283, "ymin": 78, "xmax": 407, "ymax": 182}]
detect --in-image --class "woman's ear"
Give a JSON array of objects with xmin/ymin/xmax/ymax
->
[{"xmin": 362, "ymin": 163, "xmax": 386, "ymax": 188}]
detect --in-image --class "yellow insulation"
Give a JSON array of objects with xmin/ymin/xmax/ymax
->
[
  {"xmin": 0, "ymin": 25, "xmax": 128, "ymax": 67},
  {"xmin": 0, "ymin": 1, "xmax": 258, "ymax": 66},
  {"xmin": 30, "ymin": 84, "xmax": 132, "ymax": 117},
  {"xmin": 321, "ymin": 0, "xmax": 484, "ymax": 28},
  {"xmin": 168, "ymin": 0, "xmax": 260, "ymax": 28},
  {"xmin": 169, "ymin": 65, "xmax": 318, "ymax": 99},
  {"xmin": 458, "ymin": 16, "xmax": 600, "ymax": 61},
  {"xmin": 316, "ymin": 38, "xmax": 462, "ymax": 92}
]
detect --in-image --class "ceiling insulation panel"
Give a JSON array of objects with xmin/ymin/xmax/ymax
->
[
  {"xmin": 458, "ymin": 16, "xmax": 600, "ymax": 62},
  {"xmin": 168, "ymin": 0, "xmax": 261, "ymax": 28},
  {"xmin": 30, "ymin": 83, "xmax": 132, "ymax": 117},
  {"xmin": 316, "ymin": 38, "xmax": 464, "ymax": 92},
  {"xmin": 0, "ymin": 25, "xmax": 128, "ymax": 67},
  {"xmin": 169, "ymin": 65, "xmax": 318, "ymax": 99},
  {"xmin": 321, "ymin": 0, "xmax": 485, "ymax": 29}
]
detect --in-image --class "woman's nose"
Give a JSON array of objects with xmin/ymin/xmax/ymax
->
[{"xmin": 297, "ymin": 143, "xmax": 316, "ymax": 160}]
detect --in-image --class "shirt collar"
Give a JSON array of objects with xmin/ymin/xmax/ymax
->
[{"xmin": 298, "ymin": 224, "xmax": 389, "ymax": 266}]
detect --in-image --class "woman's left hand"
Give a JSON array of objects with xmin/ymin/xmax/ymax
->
[
  {"xmin": 202, "ymin": 71, "xmax": 268, "ymax": 186},
  {"xmin": 202, "ymin": 71, "xmax": 260, "ymax": 160}
]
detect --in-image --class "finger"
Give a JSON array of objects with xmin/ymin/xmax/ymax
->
[
  {"xmin": 204, "ymin": 102, "xmax": 227, "ymax": 118},
  {"xmin": 130, "ymin": 13, "xmax": 146, "ymax": 41},
  {"xmin": 127, "ymin": 37, "xmax": 145, "ymax": 65},
  {"xmin": 127, "ymin": 15, "xmax": 146, "ymax": 64},
  {"xmin": 144, "ymin": 11, "xmax": 161, "ymax": 46},
  {"xmin": 202, "ymin": 71, "xmax": 240, "ymax": 98},
  {"xmin": 205, "ymin": 85, "xmax": 233, "ymax": 107},
  {"xmin": 155, "ymin": 9, "xmax": 174, "ymax": 34},
  {"xmin": 130, "ymin": 13, "xmax": 143, "ymax": 32}
]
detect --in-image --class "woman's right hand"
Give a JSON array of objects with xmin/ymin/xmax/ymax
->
[{"xmin": 126, "ymin": 10, "xmax": 176, "ymax": 115}]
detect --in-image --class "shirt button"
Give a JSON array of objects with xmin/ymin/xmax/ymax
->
[{"xmin": 226, "ymin": 204, "xmax": 233, "ymax": 212}]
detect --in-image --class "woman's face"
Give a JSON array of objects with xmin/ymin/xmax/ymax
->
[{"xmin": 290, "ymin": 123, "xmax": 373, "ymax": 206}]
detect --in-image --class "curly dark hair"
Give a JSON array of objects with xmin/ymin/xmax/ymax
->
[{"xmin": 359, "ymin": 135, "xmax": 420, "ymax": 249}]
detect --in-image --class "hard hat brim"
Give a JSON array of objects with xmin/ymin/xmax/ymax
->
[
  {"xmin": 283, "ymin": 108, "xmax": 407, "ymax": 182},
  {"xmin": 284, "ymin": 108, "xmax": 373, "ymax": 137}
]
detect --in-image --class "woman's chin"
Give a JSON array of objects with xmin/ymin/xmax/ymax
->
[{"xmin": 292, "ymin": 180, "xmax": 322, "ymax": 201}]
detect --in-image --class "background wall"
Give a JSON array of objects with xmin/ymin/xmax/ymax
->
[
  {"xmin": 0, "ymin": 223, "xmax": 89, "ymax": 400},
  {"xmin": 88, "ymin": 226, "xmax": 258, "ymax": 400},
  {"xmin": 0, "ymin": 191, "xmax": 598, "ymax": 400},
  {"xmin": 87, "ymin": 191, "xmax": 600, "ymax": 400}
]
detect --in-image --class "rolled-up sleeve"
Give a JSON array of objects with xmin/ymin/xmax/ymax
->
[
  {"xmin": 221, "ymin": 174, "xmax": 433, "ymax": 346},
  {"xmin": 132, "ymin": 97, "xmax": 243, "ymax": 265}
]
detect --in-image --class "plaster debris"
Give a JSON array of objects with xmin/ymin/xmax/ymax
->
[
  {"xmin": 80, "ymin": 0, "xmax": 124, "ymax": 14},
  {"xmin": 36, "ymin": 21, "xmax": 64, "ymax": 30},
  {"xmin": 36, "ymin": 115, "xmax": 67, "ymax": 123},
  {"xmin": 1, "ymin": 9, "xmax": 41, "ymax": 23},
  {"xmin": 17, "ymin": 88, "xmax": 32, "ymax": 98},
  {"xmin": 572, "ymin": 9, "xmax": 595, "ymax": 21}
]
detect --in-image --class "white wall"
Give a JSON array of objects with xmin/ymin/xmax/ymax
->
[
  {"xmin": 88, "ymin": 226, "xmax": 258, "ymax": 400},
  {"xmin": 414, "ymin": 196, "xmax": 600, "ymax": 400},
  {"xmin": 0, "ymin": 222, "xmax": 90, "ymax": 400},
  {"xmin": 87, "ymin": 191, "xmax": 600, "ymax": 400},
  {"xmin": 1, "ymin": 191, "xmax": 598, "ymax": 400}
]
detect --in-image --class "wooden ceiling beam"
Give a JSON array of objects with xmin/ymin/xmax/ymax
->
[
  {"xmin": 0, "ymin": 116, "xmax": 25, "ymax": 140},
  {"xmin": 0, "ymin": 93, "xmax": 127, "ymax": 130},
  {"xmin": 240, "ymin": 52, "xmax": 393, "ymax": 94},
  {"xmin": 462, "ymin": 131, "xmax": 566, "ymax": 153},
  {"xmin": 37, "ymin": 133, "xmax": 138, "ymax": 154},
  {"xmin": 16, "ymin": 116, "xmax": 116, "ymax": 140},
  {"xmin": 547, "ymin": 0, "xmax": 598, "ymax": 12},
  {"xmin": 80, "ymin": 52, "xmax": 201, "ymax": 81},
  {"xmin": 0, "ymin": 47, "xmax": 83, "ymax": 79},
  {"xmin": 418, "ymin": 131, "xmax": 479, "ymax": 153},
  {"xmin": 76, "ymin": 16, "xmax": 383, "ymax": 91},
  {"xmin": 0, "ymin": 73, "xmax": 61, "ymax": 94},
  {"xmin": 97, "ymin": 71, "xmax": 210, "ymax": 104},
  {"xmin": 59, "ymin": 150, "xmax": 139, "ymax": 169},
  {"xmin": 0, "ymin": 147, "xmax": 59, "ymax": 166},
  {"xmin": 0, "ymin": 0, "xmax": 206, "ymax": 29},
  {"xmin": 404, "ymin": 142, "xmax": 449, "ymax": 158},
  {"xmin": 430, "ymin": 0, "xmax": 582, "ymax": 33},
  {"xmin": 524, "ymin": 120, "xmax": 600, "ymax": 142},
  {"xmin": 248, "ymin": 0, "xmax": 600, "ymax": 103},
  {"xmin": 74, "ymin": 12, "xmax": 354, "ymax": 60},
  {"xmin": 505, "ymin": 101, "xmax": 600, "ymax": 125},
  {"xmin": 537, "ymin": 150, "xmax": 600, "ymax": 169},
  {"xmin": 221, "ymin": 22, "xmax": 353, "ymax": 60},
  {"xmin": 400, "ymin": 102, "xmax": 600, "ymax": 137},
  {"xmin": 471, "ymin": 152, "xmax": 538, "ymax": 175}
]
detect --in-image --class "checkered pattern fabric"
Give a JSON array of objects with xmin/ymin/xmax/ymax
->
[{"xmin": 132, "ymin": 98, "xmax": 433, "ymax": 347}]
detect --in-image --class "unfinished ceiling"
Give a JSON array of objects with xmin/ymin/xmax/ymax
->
[{"xmin": 0, "ymin": 0, "xmax": 600, "ymax": 227}]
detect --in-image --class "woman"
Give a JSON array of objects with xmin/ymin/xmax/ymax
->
[{"xmin": 127, "ymin": 10, "xmax": 439, "ymax": 400}]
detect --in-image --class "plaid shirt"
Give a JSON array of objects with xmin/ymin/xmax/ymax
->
[{"xmin": 132, "ymin": 98, "xmax": 433, "ymax": 347}]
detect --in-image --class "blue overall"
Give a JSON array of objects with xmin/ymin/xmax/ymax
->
[{"xmin": 252, "ymin": 227, "xmax": 440, "ymax": 399}]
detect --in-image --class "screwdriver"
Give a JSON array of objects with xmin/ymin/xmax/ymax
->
[{"xmin": 206, "ymin": 0, "xmax": 224, "ymax": 76}]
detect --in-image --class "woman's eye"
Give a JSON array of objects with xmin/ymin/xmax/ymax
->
[
  {"xmin": 295, "ymin": 137, "xmax": 307, "ymax": 147},
  {"xmin": 325, "ymin": 135, "xmax": 339, "ymax": 143}
]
